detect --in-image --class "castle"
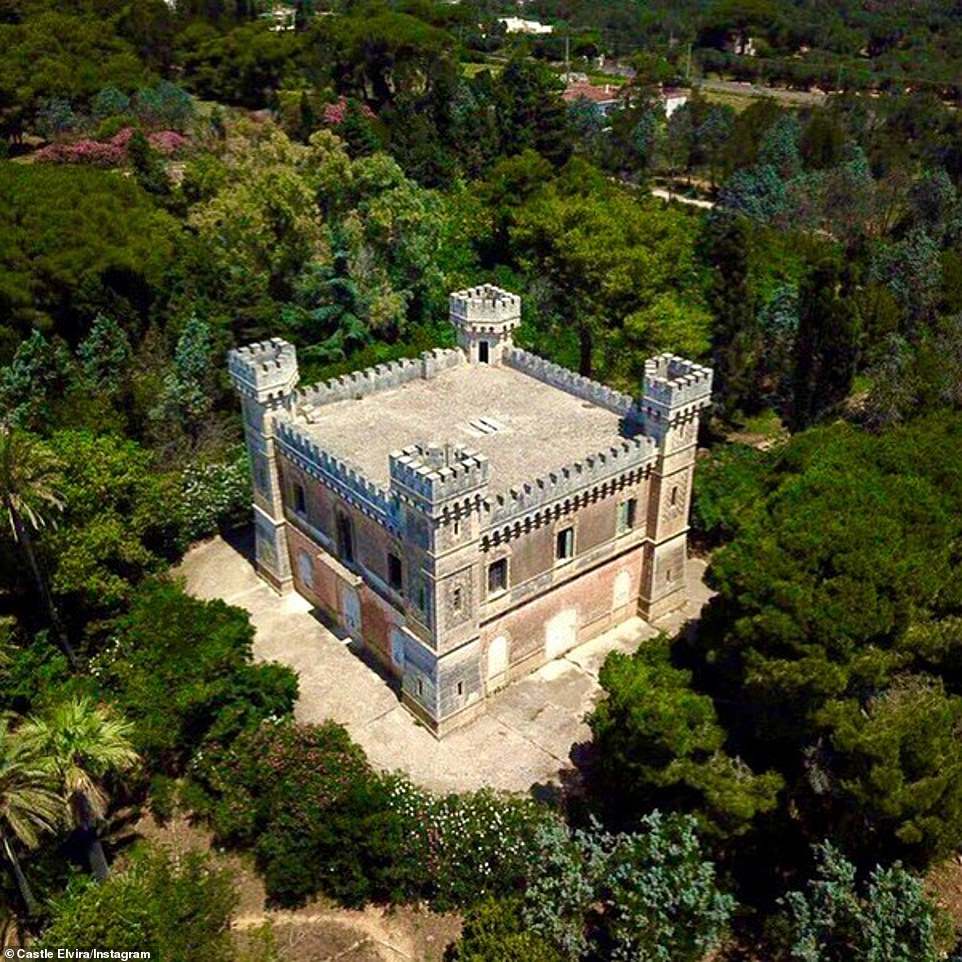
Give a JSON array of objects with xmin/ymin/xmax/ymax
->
[{"xmin": 229, "ymin": 285, "xmax": 713, "ymax": 736}]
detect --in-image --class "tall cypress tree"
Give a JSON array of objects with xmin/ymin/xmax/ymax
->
[
  {"xmin": 792, "ymin": 259, "xmax": 860, "ymax": 429},
  {"xmin": 708, "ymin": 215, "xmax": 759, "ymax": 420}
]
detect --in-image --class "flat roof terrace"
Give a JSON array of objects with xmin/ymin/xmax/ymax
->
[{"xmin": 293, "ymin": 362, "xmax": 630, "ymax": 496}]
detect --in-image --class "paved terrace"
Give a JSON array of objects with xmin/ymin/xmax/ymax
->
[
  {"xmin": 177, "ymin": 530, "xmax": 712, "ymax": 794},
  {"xmin": 293, "ymin": 362, "xmax": 629, "ymax": 495}
]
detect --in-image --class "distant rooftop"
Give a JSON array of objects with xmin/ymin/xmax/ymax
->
[{"xmin": 293, "ymin": 362, "xmax": 628, "ymax": 496}]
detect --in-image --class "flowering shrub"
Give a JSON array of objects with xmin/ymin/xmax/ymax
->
[
  {"xmin": 35, "ymin": 127, "xmax": 190, "ymax": 167},
  {"xmin": 187, "ymin": 719, "xmax": 555, "ymax": 909},
  {"xmin": 385, "ymin": 776, "xmax": 552, "ymax": 909},
  {"xmin": 178, "ymin": 448, "xmax": 251, "ymax": 543},
  {"xmin": 323, "ymin": 96, "xmax": 375, "ymax": 125},
  {"xmin": 186, "ymin": 719, "xmax": 414, "ymax": 907}
]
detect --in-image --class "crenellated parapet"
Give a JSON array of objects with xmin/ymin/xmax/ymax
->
[
  {"xmin": 449, "ymin": 285, "xmax": 521, "ymax": 330},
  {"xmin": 487, "ymin": 436, "xmax": 657, "ymax": 527},
  {"xmin": 275, "ymin": 420, "xmax": 397, "ymax": 529},
  {"xmin": 503, "ymin": 347, "xmax": 636, "ymax": 417},
  {"xmin": 228, "ymin": 338, "xmax": 299, "ymax": 405},
  {"xmin": 389, "ymin": 443, "xmax": 490, "ymax": 519},
  {"xmin": 642, "ymin": 354, "xmax": 713, "ymax": 416},
  {"xmin": 296, "ymin": 349, "xmax": 463, "ymax": 420}
]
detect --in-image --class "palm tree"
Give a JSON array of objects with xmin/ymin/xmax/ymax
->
[
  {"xmin": 0, "ymin": 426, "xmax": 77, "ymax": 669},
  {"xmin": 22, "ymin": 698, "xmax": 138, "ymax": 882},
  {"xmin": 0, "ymin": 717, "xmax": 62, "ymax": 917}
]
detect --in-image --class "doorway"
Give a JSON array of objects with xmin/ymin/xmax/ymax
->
[{"xmin": 478, "ymin": 340, "xmax": 490, "ymax": 363}]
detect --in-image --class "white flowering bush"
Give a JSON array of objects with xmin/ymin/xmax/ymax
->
[
  {"xmin": 178, "ymin": 447, "xmax": 250, "ymax": 543},
  {"xmin": 386, "ymin": 775, "xmax": 554, "ymax": 909}
]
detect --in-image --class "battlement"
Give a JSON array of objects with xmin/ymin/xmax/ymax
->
[
  {"xmin": 504, "ymin": 348, "xmax": 636, "ymax": 416},
  {"xmin": 295, "ymin": 349, "xmax": 463, "ymax": 418},
  {"xmin": 488, "ymin": 436, "xmax": 657, "ymax": 526},
  {"xmin": 642, "ymin": 354, "xmax": 713, "ymax": 413},
  {"xmin": 275, "ymin": 420, "xmax": 395, "ymax": 526},
  {"xmin": 228, "ymin": 338, "xmax": 299, "ymax": 403},
  {"xmin": 449, "ymin": 285, "xmax": 521, "ymax": 330},
  {"xmin": 389, "ymin": 443, "xmax": 490, "ymax": 511}
]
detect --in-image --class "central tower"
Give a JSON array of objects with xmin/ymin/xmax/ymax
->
[{"xmin": 449, "ymin": 284, "xmax": 521, "ymax": 365}]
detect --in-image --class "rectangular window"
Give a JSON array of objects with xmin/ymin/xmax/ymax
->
[
  {"xmin": 337, "ymin": 513, "xmax": 354, "ymax": 563},
  {"xmin": 293, "ymin": 482, "xmax": 306, "ymax": 515},
  {"xmin": 417, "ymin": 678, "xmax": 424, "ymax": 697},
  {"xmin": 487, "ymin": 558, "xmax": 508, "ymax": 595},
  {"xmin": 387, "ymin": 552, "xmax": 403, "ymax": 591},
  {"xmin": 617, "ymin": 498, "xmax": 637, "ymax": 534},
  {"xmin": 457, "ymin": 680, "xmax": 464, "ymax": 696},
  {"xmin": 452, "ymin": 586, "xmax": 463, "ymax": 611},
  {"xmin": 556, "ymin": 526, "xmax": 575, "ymax": 561}
]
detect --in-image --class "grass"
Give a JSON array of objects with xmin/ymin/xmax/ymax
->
[
  {"xmin": 461, "ymin": 61, "xmax": 502, "ymax": 78},
  {"xmin": 738, "ymin": 408, "xmax": 786, "ymax": 438}
]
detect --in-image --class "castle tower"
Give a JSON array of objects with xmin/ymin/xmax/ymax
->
[
  {"xmin": 449, "ymin": 285, "xmax": 521, "ymax": 366},
  {"xmin": 389, "ymin": 442, "xmax": 489, "ymax": 732},
  {"xmin": 228, "ymin": 338, "xmax": 300, "ymax": 592},
  {"xmin": 638, "ymin": 354, "xmax": 713, "ymax": 620}
]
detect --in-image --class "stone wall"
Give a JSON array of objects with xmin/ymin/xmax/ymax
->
[
  {"xmin": 503, "ymin": 347, "xmax": 637, "ymax": 415},
  {"xmin": 295, "ymin": 349, "xmax": 464, "ymax": 414}
]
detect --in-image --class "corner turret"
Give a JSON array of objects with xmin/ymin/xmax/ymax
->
[{"xmin": 449, "ymin": 285, "xmax": 521, "ymax": 365}]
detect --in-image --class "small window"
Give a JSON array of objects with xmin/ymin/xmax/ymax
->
[
  {"xmin": 452, "ymin": 586, "xmax": 463, "ymax": 611},
  {"xmin": 617, "ymin": 498, "xmax": 637, "ymax": 534},
  {"xmin": 665, "ymin": 568, "xmax": 673, "ymax": 583},
  {"xmin": 387, "ymin": 552, "xmax": 403, "ymax": 591},
  {"xmin": 556, "ymin": 527, "xmax": 575, "ymax": 561},
  {"xmin": 670, "ymin": 485, "xmax": 679, "ymax": 507},
  {"xmin": 457, "ymin": 680, "xmax": 464, "ymax": 696},
  {"xmin": 417, "ymin": 584, "xmax": 428, "ymax": 612},
  {"xmin": 453, "ymin": 518, "xmax": 461, "ymax": 537},
  {"xmin": 293, "ymin": 482, "xmax": 306, "ymax": 515},
  {"xmin": 337, "ymin": 512, "xmax": 355, "ymax": 564},
  {"xmin": 417, "ymin": 678, "xmax": 424, "ymax": 697},
  {"xmin": 488, "ymin": 558, "xmax": 508, "ymax": 595}
]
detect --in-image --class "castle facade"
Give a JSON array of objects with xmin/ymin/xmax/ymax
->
[{"xmin": 229, "ymin": 285, "xmax": 712, "ymax": 736}]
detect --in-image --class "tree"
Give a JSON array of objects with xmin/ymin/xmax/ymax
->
[
  {"xmin": 778, "ymin": 843, "xmax": 939, "ymax": 962},
  {"xmin": 589, "ymin": 638, "xmax": 783, "ymax": 841},
  {"xmin": 708, "ymin": 215, "xmax": 760, "ymax": 418},
  {"xmin": 523, "ymin": 813, "xmax": 734, "ymax": 961},
  {"xmin": 94, "ymin": 578, "xmax": 297, "ymax": 775},
  {"xmin": 22, "ymin": 697, "xmax": 138, "ymax": 881},
  {"xmin": 0, "ymin": 717, "xmax": 61, "ymax": 918},
  {"xmin": 37, "ymin": 845, "xmax": 238, "ymax": 962},
  {"xmin": 792, "ymin": 258, "xmax": 859, "ymax": 429},
  {"xmin": 0, "ymin": 427, "xmax": 75, "ymax": 668}
]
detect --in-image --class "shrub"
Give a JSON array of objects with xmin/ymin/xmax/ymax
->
[
  {"xmin": 178, "ymin": 448, "xmax": 251, "ymax": 543},
  {"xmin": 187, "ymin": 719, "xmax": 410, "ymax": 907},
  {"xmin": 386, "ymin": 777, "xmax": 552, "ymax": 909},
  {"xmin": 37, "ymin": 845, "xmax": 237, "ymax": 962},
  {"xmin": 92, "ymin": 579, "xmax": 297, "ymax": 775},
  {"xmin": 448, "ymin": 897, "xmax": 563, "ymax": 962}
]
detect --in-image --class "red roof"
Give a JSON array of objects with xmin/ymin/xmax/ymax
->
[{"xmin": 562, "ymin": 82, "xmax": 622, "ymax": 105}]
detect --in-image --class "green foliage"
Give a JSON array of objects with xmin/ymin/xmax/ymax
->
[
  {"xmin": 0, "ymin": 162, "xmax": 177, "ymax": 340},
  {"xmin": 590, "ymin": 638, "xmax": 783, "ymax": 840},
  {"xmin": 449, "ymin": 897, "xmax": 563, "ymax": 962},
  {"xmin": 92, "ymin": 579, "xmax": 297, "ymax": 775},
  {"xmin": 523, "ymin": 812, "xmax": 735, "ymax": 961},
  {"xmin": 777, "ymin": 843, "xmax": 939, "ymax": 962},
  {"xmin": 37, "ymin": 845, "xmax": 238, "ymax": 962},
  {"xmin": 691, "ymin": 443, "xmax": 769, "ymax": 545},
  {"xmin": 177, "ymin": 447, "xmax": 251, "ymax": 542},
  {"xmin": 41, "ymin": 431, "xmax": 181, "ymax": 617}
]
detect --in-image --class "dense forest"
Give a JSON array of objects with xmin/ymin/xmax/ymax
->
[{"xmin": 3, "ymin": 0, "xmax": 962, "ymax": 958}]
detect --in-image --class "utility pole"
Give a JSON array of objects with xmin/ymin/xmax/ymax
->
[
  {"xmin": 685, "ymin": 42, "xmax": 692, "ymax": 82},
  {"xmin": 565, "ymin": 31, "xmax": 570, "ymax": 79}
]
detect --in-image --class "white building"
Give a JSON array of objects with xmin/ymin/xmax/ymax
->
[{"xmin": 498, "ymin": 17, "xmax": 553, "ymax": 34}]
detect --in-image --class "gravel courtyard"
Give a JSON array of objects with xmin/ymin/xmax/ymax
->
[{"xmin": 176, "ymin": 529, "xmax": 711, "ymax": 794}]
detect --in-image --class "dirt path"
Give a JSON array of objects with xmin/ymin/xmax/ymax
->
[{"xmin": 135, "ymin": 811, "xmax": 460, "ymax": 962}]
